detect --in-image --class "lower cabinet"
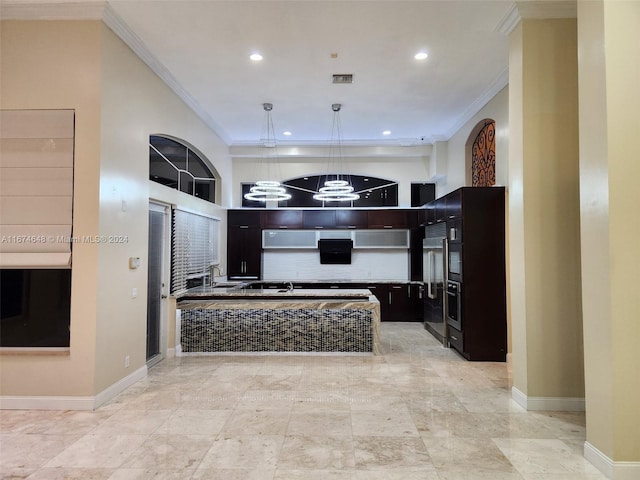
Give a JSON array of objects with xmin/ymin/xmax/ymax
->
[{"xmin": 365, "ymin": 283, "xmax": 422, "ymax": 322}]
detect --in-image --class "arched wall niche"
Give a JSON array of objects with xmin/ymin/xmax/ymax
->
[{"xmin": 465, "ymin": 118, "xmax": 496, "ymax": 187}]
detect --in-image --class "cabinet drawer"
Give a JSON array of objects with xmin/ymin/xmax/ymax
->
[{"xmin": 447, "ymin": 326, "xmax": 464, "ymax": 353}]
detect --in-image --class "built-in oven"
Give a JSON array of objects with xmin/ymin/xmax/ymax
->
[
  {"xmin": 445, "ymin": 280, "xmax": 462, "ymax": 331},
  {"xmin": 447, "ymin": 243, "xmax": 462, "ymax": 282}
]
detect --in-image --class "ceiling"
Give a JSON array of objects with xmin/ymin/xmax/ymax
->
[{"xmin": 3, "ymin": 0, "xmax": 514, "ymax": 147}]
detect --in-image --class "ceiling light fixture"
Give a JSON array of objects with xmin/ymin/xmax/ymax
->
[
  {"xmin": 313, "ymin": 104, "xmax": 360, "ymax": 203},
  {"xmin": 383, "ymin": 130, "xmax": 391, "ymax": 136},
  {"xmin": 244, "ymin": 103, "xmax": 291, "ymax": 203},
  {"xmin": 414, "ymin": 52, "xmax": 428, "ymax": 60},
  {"xmin": 249, "ymin": 53, "xmax": 263, "ymax": 61}
]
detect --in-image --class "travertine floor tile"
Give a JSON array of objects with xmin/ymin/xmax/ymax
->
[{"xmin": 0, "ymin": 323, "xmax": 608, "ymax": 480}]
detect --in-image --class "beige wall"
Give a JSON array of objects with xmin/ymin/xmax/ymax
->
[
  {"xmin": 0, "ymin": 21, "xmax": 102, "ymax": 397},
  {"xmin": 438, "ymin": 85, "xmax": 509, "ymax": 195},
  {"xmin": 578, "ymin": 0, "xmax": 640, "ymax": 463},
  {"xmin": 508, "ymin": 18, "xmax": 584, "ymax": 400},
  {"xmin": 0, "ymin": 20, "xmax": 231, "ymax": 401},
  {"xmin": 95, "ymin": 24, "xmax": 229, "ymax": 393}
]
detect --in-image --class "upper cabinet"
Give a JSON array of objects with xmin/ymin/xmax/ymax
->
[
  {"xmin": 335, "ymin": 210, "xmax": 368, "ymax": 229},
  {"xmin": 262, "ymin": 210, "xmax": 303, "ymax": 229},
  {"xmin": 228, "ymin": 210, "xmax": 262, "ymax": 227},
  {"xmin": 302, "ymin": 210, "xmax": 336, "ymax": 229},
  {"xmin": 367, "ymin": 210, "xmax": 408, "ymax": 229}
]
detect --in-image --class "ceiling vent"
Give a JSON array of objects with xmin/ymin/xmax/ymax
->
[{"xmin": 332, "ymin": 74, "xmax": 354, "ymax": 84}]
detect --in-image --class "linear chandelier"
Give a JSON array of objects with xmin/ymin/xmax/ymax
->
[
  {"xmin": 244, "ymin": 103, "xmax": 291, "ymax": 203},
  {"xmin": 313, "ymin": 104, "xmax": 360, "ymax": 203}
]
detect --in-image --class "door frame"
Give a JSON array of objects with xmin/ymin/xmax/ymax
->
[{"xmin": 147, "ymin": 201, "xmax": 171, "ymax": 367}]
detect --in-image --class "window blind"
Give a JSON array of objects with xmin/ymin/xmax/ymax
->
[
  {"xmin": 171, "ymin": 208, "xmax": 219, "ymax": 294},
  {"xmin": 0, "ymin": 110, "xmax": 74, "ymax": 268}
]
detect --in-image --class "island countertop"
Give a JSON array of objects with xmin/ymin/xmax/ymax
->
[{"xmin": 179, "ymin": 286, "xmax": 375, "ymax": 302}]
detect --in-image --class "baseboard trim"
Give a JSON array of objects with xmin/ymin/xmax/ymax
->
[
  {"xmin": 1, "ymin": 365, "xmax": 147, "ymax": 411},
  {"xmin": 584, "ymin": 441, "xmax": 640, "ymax": 480},
  {"xmin": 511, "ymin": 386, "xmax": 585, "ymax": 411},
  {"xmin": 166, "ymin": 347, "xmax": 176, "ymax": 358},
  {"xmin": 506, "ymin": 352, "xmax": 513, "ymax": 364},
  {"xmin": 0, "ymin": 395, "xmax": 95, "ymax": 410},
  {"xmin": 94, "ymin": 365, "xmax": 147, "ymax": 409}
]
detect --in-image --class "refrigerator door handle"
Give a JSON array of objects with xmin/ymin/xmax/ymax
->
[
  {"xmin": 427, "ymin": 250, "xmax": 436, "ymax": 299},
  {"xmin": 442, "ymin": 238, "xmax": 450, "ymax": 347}
]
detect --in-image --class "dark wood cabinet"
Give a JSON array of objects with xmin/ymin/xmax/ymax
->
[
  {"xmin": 262, "ymin": 210, "xmax": 303, "ymax": 229},
  {"xmin": 228, "ymin": 210, "xmax": 262, "ymax": 227},
  {"xmin": 227, "ymin": 226, "xmax": 261, "ymax": 280},
  {"xmin": 366, "ymin": 283, "xmax": 423, "ymax": 322},
  {"xmin": 411, "ymin": 182, "xmax": 436, "ymax": 207},
  {"xmin": 302, "ymin": 210, "xmax": 336, "ymax": 229},
  {"xmin": 445, "ymin": 189, "xmax": 462, "ymax": 220},
  {"xmin": 335, "ymin": 209, "xmax": 368, "ymax": 229},
  {"xmin": 367, "ymin": 210, "xmax": 407, "ymax": 229},
  {"xmin": 387, "ymin": 284, "xmax": 412, "ymax": 321},
  {"xmin": 434, "ymin": 196, "xmax": 447, "ymax": 223},
  {"xmin": 445, "ymin": 187, "xmax": 506, "ymax": 361}
]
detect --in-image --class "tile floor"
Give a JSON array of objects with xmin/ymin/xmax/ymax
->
[{"xmin": 1, "ymin": 323, "xmax": 606, "ymax": 479}]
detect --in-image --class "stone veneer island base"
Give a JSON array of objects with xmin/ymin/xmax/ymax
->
[{"xmin": 176, "ymin": 290, "xmax": 380, "ymax": 355}]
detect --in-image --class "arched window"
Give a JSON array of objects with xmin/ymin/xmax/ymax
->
[
  {"xmin": 149, "ymin": 135, "xmax": 217, "ymax": 203},
  {"xmin": 469, "ymin": 119, "xmax": 496, "ymax": 187}
]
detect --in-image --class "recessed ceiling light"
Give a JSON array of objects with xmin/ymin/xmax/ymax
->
[
  {"xmin": 382, "ymin": 130, "xmax": 391, "ymax": 136},
  {"xmin": 414, "ymin": 52, "xmax": 428, "ymax": 60},
  {"xmin": 283, "ymin": 131, "xmax": 292, "ymax": 136},
  {"xmin": 250, "ymin": 53, "xmax": 263, "ymax": 61}
]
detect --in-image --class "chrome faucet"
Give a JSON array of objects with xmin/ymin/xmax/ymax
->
[
  {"xmin": 209, "ymin": 264, "xmax": 222, "ymax": 287},
  {"xmin": 287, "ymin": 281, "xmax": 294, "ymax": 291}
]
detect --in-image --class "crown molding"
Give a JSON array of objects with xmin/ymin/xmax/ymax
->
[
  {"xmin": 495, "ymin": 1, "xmax": 577, "ymax": 35},
  {"xmin": 0, "ymin": 1, "xmax": 232, "ymax": 145},
  {"xmin": 101, "ymin": 4, "xmax": 232, "ymax": 145},
  {"xmin": 444, "ymin": 67, "xmax": 509, "ymax": 140}
]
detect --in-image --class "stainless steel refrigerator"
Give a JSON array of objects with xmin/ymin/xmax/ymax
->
[{"xmin": 423, "ymin": 222, "xmax": 448, "ymax": 345}]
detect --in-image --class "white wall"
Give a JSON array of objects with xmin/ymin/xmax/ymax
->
[{"xmin": 263, "ymin": 250, "xmax": 409, "ymax": 281}]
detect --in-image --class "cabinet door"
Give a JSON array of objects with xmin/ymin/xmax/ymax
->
[
  {"xmin": 335, "ymin": 209, "xmax": 368, "ymax": 229},
  {"xmin": 302, "ymin": 210, "xmax": 336, "ymax": 229},
  {"xmin": 367, "ymin": 284, "xmax": 389, "ymax": 321},
  {"xmin": 445, "ymin": 189, "xmax": 462, "ymax": 220},
  {"xmin": 425, "ymin": 201, "xmax": 437, "ymax": 226},
  {"xmin": 435, "ymin": 197, "xmax": 447, "ymax": 223},
  {"xmin": 387, "ymin": 284, "xmax": 412, "ymax": 321},
  {"xmin": 262, "ymin": 210, "xmax": 303, "ymax": 229},
  {"xmin": 228, "ymin": 210, "xmax": 262, "ymax": 227},
  {"xmin": 227, "ymin": 227, "xmax": 261, "ymax": 279},
  {"xmin": 367, "ymin": 210, "xmax": 407, "ymax": 229}
]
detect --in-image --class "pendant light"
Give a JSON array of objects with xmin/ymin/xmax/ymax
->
[
  {"xmin": 313, "ymin": 104, "xmax": 360, "ymax": 202},
  {"xmin": 244, "ymin": 103, "xmax": 291, "ymax": 202}
]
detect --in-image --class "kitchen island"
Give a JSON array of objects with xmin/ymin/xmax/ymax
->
[{"xmin": 176, "ymin": 287, "xmax": 380, "ymax": 355}]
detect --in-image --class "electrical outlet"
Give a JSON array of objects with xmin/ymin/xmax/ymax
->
[{"xmin": 125, "ymin": 355, "xmax": 130, "ymax": 368}]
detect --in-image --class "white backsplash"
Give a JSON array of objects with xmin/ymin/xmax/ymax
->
[{"xmin": 262, "ymin": 249, "xmax": 409, "ymax": 281}]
